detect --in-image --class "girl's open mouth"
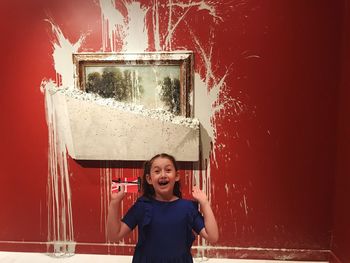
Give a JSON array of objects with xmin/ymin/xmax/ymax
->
[{"xmin": 158, "ymin": 180, "xmax": 169, "ymax": 186}]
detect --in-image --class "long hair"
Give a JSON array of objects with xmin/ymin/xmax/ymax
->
[{"xmin": 142, "ymin": 153, "xmax": 182, "ymax": 199}]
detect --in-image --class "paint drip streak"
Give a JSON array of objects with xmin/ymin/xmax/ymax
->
[
  {"xmin": 153, "ymin": 0, "xmax": 161, "ymax": 50},
  {"xmin": 45, "ymin": 85, "xmax": 75, "ymax": 254},
  {"xmin": 100, "ymin": 162, "xmax": 113, "ymax": 237}
]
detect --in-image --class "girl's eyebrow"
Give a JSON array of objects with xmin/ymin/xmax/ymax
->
[{"xmin": 151, "ymin": 164, "xmax": 173, "ymax": 170}]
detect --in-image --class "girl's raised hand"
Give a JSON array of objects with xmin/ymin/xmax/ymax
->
[
  {"xmin": 192, "ymin": 186, "xmax": 209, "ymax": 205},
  {"xmin": 111, "ymin": 184, "xmax": 126, "ymax": 203}
]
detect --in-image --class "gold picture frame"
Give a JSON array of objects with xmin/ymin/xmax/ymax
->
[{"xmin": 73, "ymin": 52, "xmax": 193, "ymax": 117}]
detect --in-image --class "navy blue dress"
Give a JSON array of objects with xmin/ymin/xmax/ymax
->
[{"xmin": 122, "ymin": 196, "xmax": 205, "ymax": 263}]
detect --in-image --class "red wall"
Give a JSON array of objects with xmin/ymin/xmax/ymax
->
[
  {"xmin": 0, "ymin": 0, "xmax": 345, "ymax": 261},
  {"xmin": 331, "ymin": 1, "xmax": 350, "ymax": 262}
]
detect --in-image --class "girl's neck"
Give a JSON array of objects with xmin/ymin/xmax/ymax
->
[{"xmin": 154, "ymin": 193, "xmax": 179, "ymax": 202}]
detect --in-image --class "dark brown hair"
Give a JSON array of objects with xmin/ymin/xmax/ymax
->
[{"xmin": 142, "ymin": 153, "xmax": 182, "ymax": 199}]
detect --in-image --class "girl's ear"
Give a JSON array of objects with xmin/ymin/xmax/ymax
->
[
  {"xmin": 175, "ymin": 171, "xmax": 180, "ymax": 181},
  {"xmin": 145, "ymin": 174, "xmax": 152, "ymax": 184}
]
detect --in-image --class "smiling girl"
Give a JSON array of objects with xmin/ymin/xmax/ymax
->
[{"xmin": 107, "ymin": 153, "xmax": 218, "ymax": 263}]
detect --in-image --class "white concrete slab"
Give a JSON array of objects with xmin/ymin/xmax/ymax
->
[{"xmin": 50, "ymin": 91, "xmax": 199, "ymax": 161}]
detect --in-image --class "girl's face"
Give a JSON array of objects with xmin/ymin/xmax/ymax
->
[{"xmin": 146, "ymin": 157, "xmax": 179, "ymax": 201}]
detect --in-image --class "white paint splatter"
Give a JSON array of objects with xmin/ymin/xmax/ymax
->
[
  {"xmin": 224, "ymin": 183, "xmax": 229, "ymax": 195},
  {"xmin": 124, "ymin": 2, "xmax": 149, "ymax": 51},
  {"xmin": 164, "ymin": 7, "xmax": 190, "ymax": 50},
  {"xmin": 152, "ymin": 0, "xmax": 161, "ymax": 50},
  {"xmin": 99, "ymin": 0, "xmax": 149, "ymax": 52},
  {"xmin": 45, "ymin": 18, "xmax": 84, "ymax": 87},
  {"xmin": 169, "ymin": 1, "xmax": 223, "ymax": 23},
  {"xmin": 194, "ymin": 73, "xmax": 218, "ymax": 162},
  {"xmin": 99, "ymin": 0, "xmax": 125, "ymax": 51},
  {"xmin": 243, "ymin": 194, "xmax": 248, "ymax": 216},
  {"xmin": 191, "ymin": 34, "xmax": 238, "ymax": 166}
]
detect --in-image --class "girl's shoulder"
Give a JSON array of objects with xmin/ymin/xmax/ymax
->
[
  {"xmin": 133, "ymin": 196, "xmax": 152, "ymax": 207},
  {"xmin": 136, "ymin": 196, "xmax": 151, "ymax": 203},
  {"xmin": 178, "ymin": 199, "xmax": 202, "ymax": 222},
  {"xmin": 126, "ymin": 196, "xmax": 153, "ymax": 218},
  {"xmin": 178, "ymin": 198, "xmax": 197, "ymax": 205},
  {"xmin": 126, "ymin": 196, "xmax": 152, "ymax": 212},
  {"xmin": 174, "ymin": 198, "xmax": 200, "ymax": 212}
]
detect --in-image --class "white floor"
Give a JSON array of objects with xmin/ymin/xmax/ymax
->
[{"xmin": 0, "ymin": 252, "xmax": 329, "ymax": 263}]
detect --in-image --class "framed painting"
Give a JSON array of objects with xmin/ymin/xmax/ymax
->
[{"xmin": 73, "ymin": 52, "xmax": 193, "ymax": 117}]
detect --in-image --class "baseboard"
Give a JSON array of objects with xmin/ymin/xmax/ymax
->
[
  {"xmin": 328, "ymin": 251, "xmax": 342, "ymax": 263},
  {"xmin": 191, "ymin": 246, "xmax": 330, "ymax": 261},
  {"xmin": 0, "ymin": 241, "xmax": 331, "ymax": 261}
]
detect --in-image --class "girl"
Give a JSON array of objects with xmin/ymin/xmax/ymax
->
[{"xmin": 107, "ymin": 153, "xmax": 219, "ymax": 263}]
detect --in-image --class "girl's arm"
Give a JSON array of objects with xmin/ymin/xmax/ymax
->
[
  {"xmin": 192, "ymin": 186, "xmax": 219, "ymax": 243},
  {"xmin": 106, "ymin": 187, "xmax": 132, "ymax": 242}
]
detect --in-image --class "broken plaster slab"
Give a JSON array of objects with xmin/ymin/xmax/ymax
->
[{"xmin": 49, "ymin": 88, "xmax": 199, "ymax": 161}]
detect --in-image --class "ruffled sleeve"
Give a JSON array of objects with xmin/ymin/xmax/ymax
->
[
  {"xmin": 186, "ymin": 201, "xmax": 205, "ymax": 248},
  {"xmin": 121, "ymin": 201, "xmax": 140, "ymax": 230},
  {"xmin": 121, "ymin": 197, "xmax": 152, "ymax": 229},
  {"xmin": 121, "ymin": 196, "xmax": 153, "ymax": 251},
  {"xmin": 136, "ymin": 197, "xmax": 153, "ymax": 245},
  {"xmin": 190, "ymin": 201, "xmax": 205, "ymax": 234}
]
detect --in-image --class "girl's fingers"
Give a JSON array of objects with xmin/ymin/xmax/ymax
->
[
  {"xmin": 111, "ymin": 183, "xmax": 126, "ymax": 202},
  {"xmin": 192, "ymin": 186, "xmax": 203, "ymax": 194}
]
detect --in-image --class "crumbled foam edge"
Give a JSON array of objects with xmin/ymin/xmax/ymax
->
[{"xmin": 48, "ymin": 86, "xmax": 200, "ymax": 129}]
